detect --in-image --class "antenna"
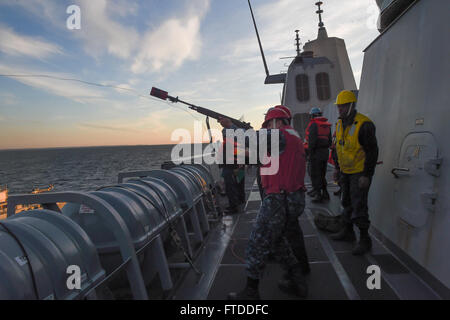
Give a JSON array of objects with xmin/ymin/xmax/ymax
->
[
  {"xmin": 295, "ymin": 30, "xmax": 302, "ymax": 56},
  {"xmin": 315, "ymin": 1, "xmax": 325, "ymax": 28},
  {"xmin": 247, "ymin": 0, "xmax": 269, "ymax": 78},
  {"xmin": 247, "ymin": 0, "xmax": 287, "ymax": 85}
]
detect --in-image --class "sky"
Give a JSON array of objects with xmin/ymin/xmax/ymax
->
[{"xmin": 0, "ymin": 0, "xmax": 380, "ymax": 149}]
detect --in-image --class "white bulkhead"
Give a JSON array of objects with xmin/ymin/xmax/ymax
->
[{"xmin": 358, "ymin": 0, "xmax": 450, "ymax": 289}]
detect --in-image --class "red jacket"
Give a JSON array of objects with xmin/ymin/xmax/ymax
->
[{"xmin": 261, "ymin": 125, "xmax": 306, "ymax": 194}]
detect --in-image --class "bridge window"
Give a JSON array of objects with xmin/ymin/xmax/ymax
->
[
  {"xmin": 296, "ymin": 74, "xmax": 310, "ymax": 102},
  {"xmin": 316, "ymin": 72, "xmax": 331, "ymax": 101}
]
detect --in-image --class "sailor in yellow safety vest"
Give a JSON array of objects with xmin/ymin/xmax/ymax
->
[{"xmin": 330, "ymin": 90, "xmax": 379, "ymax": 256}]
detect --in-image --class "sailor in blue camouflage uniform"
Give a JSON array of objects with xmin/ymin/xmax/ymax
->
[
  {"xmin": 246, "ymin": 190, "xmax": 308, "ymax": 278},
  {"xmin": 228, "ymin": 106, "xmax": 309, "ymax": 300}
]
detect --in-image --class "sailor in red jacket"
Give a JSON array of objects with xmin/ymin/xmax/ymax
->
[
  {"xmin": 304, "ymin": 107, "xmax": 332, "ymax": 203},
  {"xmin": 228, "ymin": 106, "xmax": 309, "ymax": 300}
]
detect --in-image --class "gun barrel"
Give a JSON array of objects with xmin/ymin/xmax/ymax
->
[
  {"xmin": 189, "ymin": 105, "xmax": 252, "ymax": 130},
  {"xmin": 150, "ymin": 87, "xmax": 252, "ymax": 129}
]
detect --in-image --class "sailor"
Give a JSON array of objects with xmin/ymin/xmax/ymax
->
[
  {"xmin": 255, "ymin": 105, "xmax": 293, "ymax": 200},
  {"xmin": 330, "ymin": 90, "xmax": 379, "ymax": 255},
  {"xmin": 218, "ymin": 117, "xmax": 245, "ymax": 214},
  {"xmin": 228, "ymin": 106, "xmax": 309, "ymax": 300},
  {"xmin": 304, "ymin": 107, "xmax": 332, "ymax": 203}
]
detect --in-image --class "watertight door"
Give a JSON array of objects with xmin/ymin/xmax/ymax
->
[{"xmin": 394, "ymin": 132, "xmax": 440, "ymax": 227}]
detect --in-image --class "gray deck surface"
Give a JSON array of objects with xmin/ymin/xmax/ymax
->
[{"xmin": 171, "ymin": 166, "xmax": 443, "ymax": 300}]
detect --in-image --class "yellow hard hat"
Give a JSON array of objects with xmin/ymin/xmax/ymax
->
[{"xmin": 335, "ymin": 90, "xmax": 357, "ymax": 105}]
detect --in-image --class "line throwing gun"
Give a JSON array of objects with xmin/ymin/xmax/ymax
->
[{"xmin": 150, "ymin": 87, "xmax": 253, "ymax": 133}]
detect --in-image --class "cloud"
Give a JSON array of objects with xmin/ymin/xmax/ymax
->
[
  {"xmin": 78, "ymin": 108, "xmax": 176, "ymax": 137},
  {"xmin": 113, "ymin": 83, "xmax": 133, "ymax": 94},
  {"xmin": 0, "ymin": 0, "xmax": 211, "ymax": 74},
  {"xmin": 0, "ymin": 0, "xmax": 64, "ymax": 26},
  {"xmin": 0, "ymin": 92, "xmax": 18, "ymax": 106},
  {"xmin": 133, "ymin": 109, "xmax": 174, "ymax": 134},
  {"xmin": 131, "ymin": 0, "xmax": 210, "ymax": 74},
  {"xmin": 223, "ymin": 0, "xmax": 379, "ymax": 86},
  {"xmin": 0, "ymin": 25, "xmax": 63, "ymax": 59},
  {"xmin": 0, "ymin": 64, "xmax": 104, "ymax": 103},
  {"xmin": 0, "ymin": 0, "xmax": 137, "ymax": 59},
  {"xmin": 79, "ymin": 123, "xmax": 141, "ymax": 133},
  {"xmin": 106, "ymin": 0, "xmax": 139, "ymax": 18},
  {"xmin": 74, "ymin": 0, "xmax": 139, "ymax": 59}
]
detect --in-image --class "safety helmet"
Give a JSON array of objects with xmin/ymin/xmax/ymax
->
[
  {"xmin": 335, "ymin": 90, "xmax": 357, "ymax": 105},
  {"xmin": 262, "ymin": 106, "xmax": 291, "ymax": 128},
  {"xmin": 309, "ymin": 107, "xmax": 322, "ymax": 116},
  {"xmin": 274, "ymin": 105, "xmax": 292, "ymax": 120}
]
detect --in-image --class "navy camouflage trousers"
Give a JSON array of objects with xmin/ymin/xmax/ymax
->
[{"xmin": 246, "ymin": 190, "xmax": 308, "ymax": 280}]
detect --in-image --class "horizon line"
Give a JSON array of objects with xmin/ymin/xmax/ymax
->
[{"xmin": 0, "ymin": 142, "xmax": 210, "ymax": 152}]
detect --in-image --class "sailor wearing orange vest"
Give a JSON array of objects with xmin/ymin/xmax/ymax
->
[
  {"xmin": 330, "ymin": 90, "xmax": 379, "ymax": 256},
  {"xmin": 229, "ymin": 106, "xmax": 309, "ymax": 300},
  {"xmin": 304, "ymin": 107, "xmax": 332, "ymax": 203}
]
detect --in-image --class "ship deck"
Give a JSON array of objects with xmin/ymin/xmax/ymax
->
[{"xmin": 168, "ymin": 165, "xmax": 443, "ymax": 300}]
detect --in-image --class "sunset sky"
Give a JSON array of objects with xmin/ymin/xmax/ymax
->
[{"xmin": 0, "ymin": 0, "xmax": 379, "ymax": 149}]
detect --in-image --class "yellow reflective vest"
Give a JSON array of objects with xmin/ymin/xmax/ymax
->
[{"xmin": 336, "ymin": 113, "xmax": 373, "ymax": 174}]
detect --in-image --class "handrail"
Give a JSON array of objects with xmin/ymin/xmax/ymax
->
[{"xmin": 6, "ymin": 192, "xmax": 148, "ymax": 300}]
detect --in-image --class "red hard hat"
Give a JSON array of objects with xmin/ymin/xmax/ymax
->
[
  {"xmin": 275, "ymin": 105, "xmax": 292, "ymax": 119},
  {"xmin": 262, "ymin": 106, "xmax": 291, "ymax": 128}
]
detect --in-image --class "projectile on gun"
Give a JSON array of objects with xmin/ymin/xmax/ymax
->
[{"xmin": 150, "ymin": 87, "xmax": 252, "ymax": 130}]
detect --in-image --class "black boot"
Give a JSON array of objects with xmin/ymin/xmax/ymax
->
[
  {"xmin": 322, "ymin": 188, "xmax": 330, "ymax": 201},
  {"xmin": 228, "ymin": 277, "xmax": 260, "ymax": 300},
  {"xmin": 352, "ymin": 228, "xmax": 372, "ymax": 255},
  {"xmin": 330, "ymin": 223, "xmax": 356, "ymax": 242},
  {"xmin": 311, "ymin": 190, "xmax": 324, "ymax": 203},
  {"xmin": 278, "ymin": 264, "xmax": 308, "ymax": 298},
  {"xmin": 281, "ymin": 261, "xmax": 310, "ymax": 279},
  {"xmin": 307, "ymin": 189, "xmax": 318, "ymax": 197}
]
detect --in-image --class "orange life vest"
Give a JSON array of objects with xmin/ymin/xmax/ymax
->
[{"xmin": 304, "ymin": 117, "xmax": 331, "ymax": 150}]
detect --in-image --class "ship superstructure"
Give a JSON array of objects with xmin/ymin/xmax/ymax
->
[
  {"xmin": 282, "ymin": 2, "xmax": 357, "ymax": 135},
  {"xmin": 0, "ymin": 0, "xmax": 448, "ymax": 301}
]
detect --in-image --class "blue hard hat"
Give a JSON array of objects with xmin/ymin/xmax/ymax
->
[{"xmin": 310, "ymin": 107, "xmax": 322, "ymax": 115}]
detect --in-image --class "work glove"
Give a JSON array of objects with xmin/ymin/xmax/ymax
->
[{"xmin": 358, "ymin": 176, "xmax": 371, "ymax": 189}]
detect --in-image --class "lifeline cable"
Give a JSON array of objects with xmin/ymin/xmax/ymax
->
[
  {"xmin": 0, "ymin": 73, "xmax": 203, "ymax": 122},
  {"xmin": 0, "ymin": 222, "xmax": 40, "ymax": 299}
]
